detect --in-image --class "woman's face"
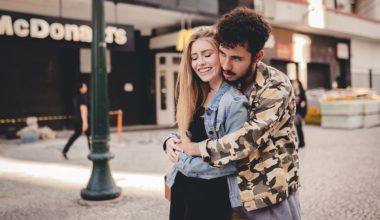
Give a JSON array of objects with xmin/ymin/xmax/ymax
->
[{"xmin": 190, "ymin": 38, "xmax": 221, "ymax": 83}]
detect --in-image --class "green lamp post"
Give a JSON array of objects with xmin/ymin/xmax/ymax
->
[{"xmin": 80, "ymin": 0, "xmax": 121, "ymax": 201}]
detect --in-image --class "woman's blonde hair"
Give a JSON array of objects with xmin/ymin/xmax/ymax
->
[{"xmin": 176, "ymin": 26, "xmax": 218, "ymax": 135}]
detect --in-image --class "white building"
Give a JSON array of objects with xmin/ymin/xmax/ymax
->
[
  {"xmin": 1, "ymin": 0, "xmax": 379, "ymax": 130},
  {"xmin": 255, "ymin": 0, "xmax": 380, "ymax": 93}
]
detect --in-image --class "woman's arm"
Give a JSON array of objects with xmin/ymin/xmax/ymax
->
[{"xmin": 174, "ymin": 94, "xmax": 248, "ymax": 178}]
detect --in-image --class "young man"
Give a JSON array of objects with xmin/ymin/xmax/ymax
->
[
  {"xmin": 167, "ymin": 7, "xmax": 300, "ymax": 219},
  {"xmin": 62, "ymin": 83, "xmax": 90, "ymax": 159}
]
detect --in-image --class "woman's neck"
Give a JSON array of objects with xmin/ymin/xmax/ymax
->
[
  {"xmin": 209, "ymin": 76, "xmax": 223, "ymax": 93},
  {"xmin": 203, "ymin": 76, "xmax": 223, "ymax": 108}
]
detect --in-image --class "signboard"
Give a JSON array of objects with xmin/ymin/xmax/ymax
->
[
  {"xmin": 0, "ymin": 10, "xmax": 135, "ymax": 51},
  {"xmin": 276, "ymin": 42, "xmax": 293, "ymax": 60},
  {"xmin": 336, "ymin": 42, "xmax": 349, "ymax": 59}
]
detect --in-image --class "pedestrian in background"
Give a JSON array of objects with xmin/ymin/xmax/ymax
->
[
  {"xmin": 62, "ymin": 82, "xmax": 90, "ymax": 159},
  {"xmin": 164, "ymin": 27, "xmax": 248, "ymax": 220},
  {"xmin": 292, "ymin": 79, "xmax": 307, "ymax": 148}
]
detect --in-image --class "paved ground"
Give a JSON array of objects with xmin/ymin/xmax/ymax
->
[{"xmin": 0, "ymin": 125, "xmax": 380, "ymax": 220}]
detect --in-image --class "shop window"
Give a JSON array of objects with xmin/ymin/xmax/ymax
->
[
  {"xmin": 172, "ymin": 57, "xmax": 181, "ymax": 65},
  {"xmin": 159, "ymin": 57, "xmax": 166, "ymax": 65}
]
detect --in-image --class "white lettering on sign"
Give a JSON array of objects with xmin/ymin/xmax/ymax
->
[
  {"xmin": 105, "ymin": 26, "xmax": 116, "ymax": 44},
  {"xmin": 30, "ymin": 18, "xmax": 49, "ymax": 39},
  {"xmin": 65, "ymin": 24, "xmax": 80, "ymax": 42},
  {"xmin": 0, "ymin": 15, "xmax": 14, "ymax": 36},
  {"xmin": 115, "ymin": 29, "xmax": 127, "ymax": 45},
  {"xmin": 50, "ymin": 22, "xmax": 65, "ymax": 40},
  {"xmin": 79, "ymin": 25, "xmax": 92, "ymax": 43},
  {"xmin": 13, "ymin": 19, "xmax": 29, "ymax": 37},
  {"xmin": 0, "ymin": 14, "xmax": 128, "ymax": 45}
]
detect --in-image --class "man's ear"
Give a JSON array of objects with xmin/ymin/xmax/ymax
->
[{"xmin": 255, "ymin": 50, "xmax": 264, "ymax": 63}]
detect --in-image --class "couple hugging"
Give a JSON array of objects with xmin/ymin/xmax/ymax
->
[{"xmin": 163, "ymin": 7, "xmax": 300, "ymax": 220}]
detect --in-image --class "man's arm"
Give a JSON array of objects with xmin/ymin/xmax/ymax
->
[
  {"xmin": 174, "ymin": 153, "xmax": 237, "ymax": 179},
  {"xmin": 80, "ymin": 105, "xmax": 88, "ymax": 132},
  {"xmin": 181, "ymin": 83, "xmax": 293, "ymax": 167},
  {"xmin": 173, "ymin": 95, "xmax": 247, "ymax": 178}
]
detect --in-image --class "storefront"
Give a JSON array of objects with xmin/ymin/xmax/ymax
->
[
  {"xmin": 0, "ymin": 10, "xmax": 159, "ymax": 132},
  {"xmin": 264, "ymin": 27, "xmax": 350, "ymax": 90}
]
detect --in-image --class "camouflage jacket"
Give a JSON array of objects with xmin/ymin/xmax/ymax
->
[{"xmin": 198, "ymin": 62, "xmax": 300, "ymax": 212}]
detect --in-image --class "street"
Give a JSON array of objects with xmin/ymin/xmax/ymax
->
[{"xmin": 0, "ymin": 125, "xmax": 380, "ymax": 220}]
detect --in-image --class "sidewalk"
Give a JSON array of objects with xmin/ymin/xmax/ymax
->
[
  {"xmin": 1, "ymin": 126, "xmax": 380, "ymax": 220},
  {"xmin": 0, "ymin": 129, "xmax": 175, "ymax": 220}
]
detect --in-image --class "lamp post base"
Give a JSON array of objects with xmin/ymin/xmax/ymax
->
[
  {"xmin": 80, "ymin": 152, "xmax": 122, "ymax": 201},
  {"xmin": 78, "ymin": 193, "xmax": 123, "ymax": 206},
  {"xmin": 80, "ymin": 187, "xmax": 121, "ymax": 201}
]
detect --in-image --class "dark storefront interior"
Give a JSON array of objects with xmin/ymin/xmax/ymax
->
[
  {"xmin": 0, "ymin": 33, "xmax": 155, "ymax": 134},
  {"xmin": 307, "ymin": 63, "xmax": 331, "ymax": 89}
]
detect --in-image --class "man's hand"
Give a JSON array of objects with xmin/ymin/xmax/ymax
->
[
  {"xmin": 178, "ymin": 142, "xmax": 201, "ymax": 156},
  {"xmin": 166, "ymin": 137, "xmax": 182, "ymax": 163}
]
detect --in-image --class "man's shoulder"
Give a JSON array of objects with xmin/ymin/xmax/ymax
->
[
  {"xmin": 257, "ymin": 62, "xmax": 292, "ymax": 89},
  {"xmin": 258, "ymin": 62, "xmax": 287, "ymax": 79}
]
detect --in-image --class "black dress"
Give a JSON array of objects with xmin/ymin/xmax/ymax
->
[{"xmin": 169, "ymin": 107, "xmax": 232, "ymax": 220}]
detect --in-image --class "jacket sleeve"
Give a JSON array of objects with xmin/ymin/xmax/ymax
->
[
  {"xmin": 173, "ymin": 95, "xmax": 247, "ymax": 178},
  {"xmin": 199, "ymin": 83, "xmax": 292, "ymax": 167},
  {"xmin": 224, "ymin": 96, "xmax": 249, "ymax": 135},
  {"xmin": 162, "ymin": 132, "xmax": 180, "ymax": 151},
  {"xmin": 174, "ymin": 153, "xmax": 237, "ymax": 179}
]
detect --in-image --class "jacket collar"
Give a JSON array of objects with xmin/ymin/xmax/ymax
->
[
  {"xmin": 206, "ymin": 81, "xmax": 230, "ymax": 111},
  {"xmin": 255, "ymin": 61, "xmax": 270, "ymax": 89}
]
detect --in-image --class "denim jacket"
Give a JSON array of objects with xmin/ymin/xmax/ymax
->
[{"xmin": 165, "ymin": 81, "xmax": 248, "ymax": 208}]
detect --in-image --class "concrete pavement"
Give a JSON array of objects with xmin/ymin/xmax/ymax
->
[{"xmin": 1, "ymin": 126, "xmax": 380, "ymax": 220}]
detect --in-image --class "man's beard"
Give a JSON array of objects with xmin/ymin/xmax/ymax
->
[{"xmin": 223, "ymin": 60, "xmax": 255, "ymax": 86}]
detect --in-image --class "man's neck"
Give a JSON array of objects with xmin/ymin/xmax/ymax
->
[{"xmin": 239, "ymin": 63, "xmax": 257, "ymax": 93}]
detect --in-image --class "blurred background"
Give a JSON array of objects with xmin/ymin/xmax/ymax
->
[{"xmin": 0, "ymin": 0, "xmax": 379, "ymax": 135}]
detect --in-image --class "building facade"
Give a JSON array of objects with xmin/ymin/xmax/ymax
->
[
  {"xmin": 0, "ymin": 0, "xmax": 217, "ymax": 132},
  {"xmin": 253, "ymin": 0, "xmax": 380, "ymax": 92},
  {"xmin": 1, "ymin": 0, "xmax": 379, "ymax": 132}
]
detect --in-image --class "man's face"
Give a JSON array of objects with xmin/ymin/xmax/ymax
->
[{"xmin": 219, "ymin": 44, "xmax": 253, "ymax": 82}]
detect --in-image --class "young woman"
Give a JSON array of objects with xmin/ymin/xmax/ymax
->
[{"xmin": 164, "ymin": 27, "xmax": 248, "ymax": 220}]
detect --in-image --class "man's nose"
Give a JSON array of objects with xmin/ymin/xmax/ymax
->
[{"xmin": 221, "ymin": 58, "xmax": 232, "ymax": 71}]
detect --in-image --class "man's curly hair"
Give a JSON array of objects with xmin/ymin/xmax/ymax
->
[{"xmin": 215, "ymin": 7, "xmax": 271, "ymax": 57}]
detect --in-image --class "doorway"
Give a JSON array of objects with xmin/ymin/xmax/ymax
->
[
  {"xmin": 307, "ymin": 63, "xmax": 331, "ymax": 89},
  {"xmin": 155, "ymin": 53, "xmax": 181, "ymax": 125}
]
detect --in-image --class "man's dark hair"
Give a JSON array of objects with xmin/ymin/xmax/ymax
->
[{"xmin": 215, "ymin": 7, "xmax": 272, "ymax": 57}]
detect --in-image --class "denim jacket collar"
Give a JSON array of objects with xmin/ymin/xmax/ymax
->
[{"xmin": 206, "ymin": 81, "xmax": 230, "ymax": 112}]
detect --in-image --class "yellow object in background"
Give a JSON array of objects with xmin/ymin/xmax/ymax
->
[
  {"xmin": 305, "ymin": 106, "xmax": 321, "ymax": 125},
  {"xmin": 176, "ymin": 29, "xmax": 192, "ymax": 51}
]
